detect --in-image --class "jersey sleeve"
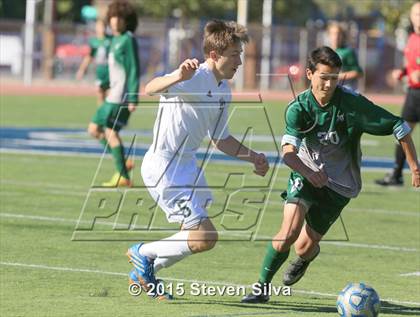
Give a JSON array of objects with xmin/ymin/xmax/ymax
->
[
  {"xmin": 123, "ymin": 35, "xmax": 140, "ymax": 103},
  {"xmin": 354, "ymin": 94, "xmax": 411, "ymax": 140},
  {"xmin": 165, "ymin": 70, "xmax": 200, "ymax": 100},
  {"xmin": 346, "ymin": 49, "xmax": 362, "ymax": 73},
  {"xmin": 281, "ymin": 102, "xmax": 305, "ymax": 149}
]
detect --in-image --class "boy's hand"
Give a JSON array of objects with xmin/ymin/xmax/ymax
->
[
  {"xmin": 178, "ymin": 59, "xmax": 199, "ymax": 81},
  {"xmin": 391, "ymin": 69, "xmax": 403, "ymax": 82},
  {"xmin": 409, "ymin": 70, "xmax": 420, "ymax": 84},
  {"xmin": 305, "ymin": 170, "xmax": 328, "ymax": 188},
  {"xmin": 412, "ymin": 169, "xmax": 420, "ymax": 187},
  {"xmin": 253, "ymin": 153, "xmax": 269, "ymax": 177},
  {"xmin": 128, "ymin": 103, "xmax": 136, "ymax": 112}
]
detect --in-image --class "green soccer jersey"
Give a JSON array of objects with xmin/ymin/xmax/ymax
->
[
  {"xmin": 89, "ymin": 35, "xmax": 112, "ymax": 65},
  {"xmin": 106, "ymin": 31, "xmax": 140, "ymax": 104},
  {"xmin": 336, "ymin": 46, "xmax": 362, "ymax": 90},
  {"xmin": 282, "ymin": 86, "xmax": 410, "ymax": 198}
]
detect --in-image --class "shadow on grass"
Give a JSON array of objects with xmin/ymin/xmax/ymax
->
[
  {"xmin": 381, "ymin": 301, "xmax": 420, "ymax": 316},
  {"xmin": 167, "ymin": 297, "xmax": 420, "ymax": 317}
]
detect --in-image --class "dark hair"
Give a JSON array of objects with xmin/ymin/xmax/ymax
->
[
  {"xmin": 307, "ymin": 46, "xmax": 342, "ymax": 72},
  {"xmin": 203, "ymin": 20, "xmax": 249, "ymax": 57},
  {"xmin": 107, "ymin": 0, "xmax": 138, "ymax": 33}
]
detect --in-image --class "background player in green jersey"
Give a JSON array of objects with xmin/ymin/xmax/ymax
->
[
  {"xmin": 241, "ymin": 46, "xmax": 420, "ymax": 304},
  {"xmin": 76, "ymin": 19, "xmax": 112, "ymax": 105},
  {"xmin": 328, "ymin": 21, "xmax": 363, "ymax": 91},
  {"xmin": 88, "ymin": 0, "xmax": 139, "ymax": 187}
]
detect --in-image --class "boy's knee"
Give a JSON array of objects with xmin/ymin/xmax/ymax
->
[
  {"xmin": 188, "ymin": 231, "xmax": 218, "ymax": 253},
  {"xmin": 87, "ymin": 125, "xmax": 100, "ymax": 138},
  {"xmin": 272, "ymin": 230, "xmax": 300, "ymax": 252}
]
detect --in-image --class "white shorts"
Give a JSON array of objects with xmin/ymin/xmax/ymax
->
[{"xmin": 141, "ymin": 151, "xmax": 212, "ymax": 228}]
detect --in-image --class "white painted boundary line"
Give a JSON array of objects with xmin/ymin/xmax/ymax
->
[
  {"xmin": 1, "ymin": 179, "xmax": 419, "ymax": 217},
  {"xmin": 400, "ymin": 272, "xmax": 420, "ymax": 277},
  {"xmin": 0, "ymin": 212, "xmax": 418, "ymax": 253},
  {"xmin": 1, "ymin": 261, "xmax": 419, "ymax": 307}
]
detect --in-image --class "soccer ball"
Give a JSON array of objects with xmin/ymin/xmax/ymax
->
[{"xmin": 336, "ymin": 282, "xmax": 380, "ymax": 317}]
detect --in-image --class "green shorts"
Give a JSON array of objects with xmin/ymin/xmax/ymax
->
[
  {"xmin": 91, "ymin": 101, "xmax": 130, "ymax": 131},
  {"xmin": 95, "ymin": 65, "xmax": 110, "ymax": 90},
  {"xmin": 282, "ymin": 171, "xmax": 350, "ymax": 236}
]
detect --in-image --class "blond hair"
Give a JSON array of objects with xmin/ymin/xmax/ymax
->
[{"xmin": 203, "ymin": 20, "xmax": 249, "ymax": 57}]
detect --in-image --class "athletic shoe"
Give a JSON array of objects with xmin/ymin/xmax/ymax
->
[
  {"xmin": 127, "ymin": 243, "xmax": 156, "ymax": 290},
  {"xmin": 128, "ymin": 269, "xmax": 173, "ymax": 300},
  {"xmin": 102, "ymin": 173, "xmax": 132, "ymax": 187},
  {"xmin": 375, "ymin": 174, "xmax": 403, "ymax": 186},
  {"xmin": 241, "ymin": 282, "xmax": 270, "ymax": 304},
  {"xmin": 283, "ymin": 247, "xmax": 320, "ymax": 286}
]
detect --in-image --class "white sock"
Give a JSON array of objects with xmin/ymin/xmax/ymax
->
[
  {"xmin": 139, "ymin": 231, "xmax": 192, "ymax": 269},
  {"xmin": 153, "ymin": 255, "xmax": 184, "ymax": 272}
]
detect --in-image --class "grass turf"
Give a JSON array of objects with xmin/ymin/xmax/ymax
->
[{"xmin": 1, "ymin": 95, "xmax": 419, "ymax": 316}]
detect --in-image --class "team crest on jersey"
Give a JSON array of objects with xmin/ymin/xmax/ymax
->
[{"xmin": 337, "ymin": 111, "xmax": 345, "ymax": 122}]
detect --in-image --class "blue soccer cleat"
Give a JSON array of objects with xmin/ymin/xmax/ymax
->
[
  {"xmin": 128, "ymin": 269, "xmax": 173, "ymax": 300},
  {"xmin": 127, "ymin": 243, "xmax": 156, "ymax": 290}
]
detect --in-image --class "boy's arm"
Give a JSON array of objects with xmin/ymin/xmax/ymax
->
[
  {"xmin": 338, "ymin": 50, "xmax": 362, "ymax": 81},
  {"xmin": 339, "ymin": 70, "xmax": 361, "ymax": 81},
  {"xmin": 76, "ymin": 55, "xmax": 92, "ymax": 80},
  {"xmin": 399, "ymin": 134, "xmax": 420, "ymax": 187},
  {"xmin": 282, "ymin": 144, "xmax": 328, "ymax": 188},
  {"xmin": 124, "ymin": 36, "xmax": 140, "ymax": 108},
  {"xmin": 145, "ymin": 59, "xmax": 199, "ymax": 95},
  {"xmin": 212, "ymin": 136, "xmax": 269, "ymax": 176}
]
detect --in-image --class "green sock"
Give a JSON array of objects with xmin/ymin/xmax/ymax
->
[
  {"xmin": 100, "ymin": 139, "xmax": 111, "ymax": 153},
  {"xmin": 110, "ymin": 145, "xmax": 129, "ymax": 179},
  {"xmin": 258, "ymin": 242, "xmax": 290, "ymax": 284}
]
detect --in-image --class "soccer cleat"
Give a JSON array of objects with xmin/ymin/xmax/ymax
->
[
  {"xmin": 241, "ymin": 282, "xmax": 270, "ymax": 304},
  {"xmin": 102, "ymin": 173, "xmax": 132, "ymax": 187},
  {"xmin": 129, "ymin": 269, "xmax": 140, "ymax": 286},
  {"xmin": 283, "ymin": 247, "xmax": 319, "ymax": 286},
  {"xmin": 375, "ymin": 174, "xmax": 403, "ymax": 186},
  {"xmin": 127, "ymin": 243, "xmax": 156, "ymax": 290},
  {"xmin": 128, "ymin": 269, "xmax": 173, "ymax": 300}
]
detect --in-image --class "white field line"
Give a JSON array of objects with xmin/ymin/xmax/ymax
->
[
  {"xmin": 0, "ymin": 212, "xmax": 418, "ymax": 253},
  {"xmin": 2, "ymin": 149, "xmax": 420, "ymax": 195},
  {"xmin": 0, "ymin": 261, "xmax": 418, "ymax": 307},
  {"xmin": 1, "ymin": 187, "xmax": 418, "ymax": 219},
  {"xmin": 400, "ymin": 272, "xmax": 420, "ymax": 277},
  {"xmin": 1, "ymin": 178, "xmax": 419, "ymax": 217}
]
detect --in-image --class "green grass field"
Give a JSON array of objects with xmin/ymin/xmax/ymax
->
[{"xmin": 1, "ymin": 95, "xmax": 419, "ymax": 317}]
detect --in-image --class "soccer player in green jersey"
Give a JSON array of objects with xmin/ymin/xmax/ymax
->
[
  {"xmin": 76, "ymin": 19, "xmax": 112, "ymax": 105},
  {"xmin": 88, "ymin": 0, "xmax": 139, "ymax": 187},
  {"xmin": 328, "ymin": 22, "xmax": 363, "ymax": 91},
  {"xmin": 241, "ymin": 46, "xmax": 420, "ymax": 303}
]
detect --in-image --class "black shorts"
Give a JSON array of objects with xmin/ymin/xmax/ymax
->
[{"xmin": 401, "ymin": 88, "xmax": 420, "ymax": 123}]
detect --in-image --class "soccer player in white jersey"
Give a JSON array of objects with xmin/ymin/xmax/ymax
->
[{"xmin": 126, "ymin": 20, "xmax": 270, "ymax": 300}]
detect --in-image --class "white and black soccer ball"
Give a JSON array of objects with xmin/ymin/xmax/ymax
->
[{"xmin": 336, "ymin": 282, "xmax": 380, "ymax": 317}]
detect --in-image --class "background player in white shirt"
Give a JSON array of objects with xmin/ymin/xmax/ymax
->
[{"xmin": 127, "ymin": 20, "xmax": 269, "ymax": 300}]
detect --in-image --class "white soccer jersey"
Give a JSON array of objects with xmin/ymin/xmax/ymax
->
[{"xmin": 150, "ymin": 62, "xmax": 231, "ymax": 159}]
